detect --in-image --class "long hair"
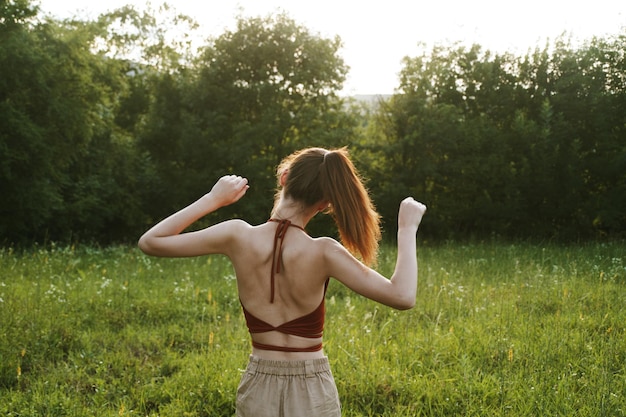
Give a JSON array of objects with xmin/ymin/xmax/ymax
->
[{"xmin": 274, "ymin": 147, "xmax": 381, "ymax": 265}]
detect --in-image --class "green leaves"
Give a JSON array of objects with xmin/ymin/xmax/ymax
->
[
  {"xmin": 371, "ymin": 35, "xmax": 626, "ymax": 239},
  {"xmin": 1, "ymin": 1, "xmax": 624, "ymax": 244},
  {"xmin": 137, "ymin": 13, "xmax": 353, "ymax": 226}
]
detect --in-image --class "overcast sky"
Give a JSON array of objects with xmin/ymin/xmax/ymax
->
[{"xmin": 36, "ymin": 0, "xmax": 626, "ymax": 95}]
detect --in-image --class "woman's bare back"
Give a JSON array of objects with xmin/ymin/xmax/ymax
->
[{"xmin": 228, "ymin": 220, "xmax": 330, "ymax": 357}]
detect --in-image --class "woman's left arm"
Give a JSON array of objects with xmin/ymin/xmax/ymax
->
[{"xmin": 138, "ymin": 175, "xmax": 249, "ymax": 257}]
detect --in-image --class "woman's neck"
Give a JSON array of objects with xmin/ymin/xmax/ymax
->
[{"xmin": 271, "ymin": 199, "xmax": 316, "ymax": 228}]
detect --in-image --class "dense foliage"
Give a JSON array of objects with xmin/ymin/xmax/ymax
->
[
  {"xmin": 368, "ymin": 40, "xmax": 626, "ymax": 239},
  {"xmin": 1, "ymin": 0, "xmax": 624, "ymax": 245}
]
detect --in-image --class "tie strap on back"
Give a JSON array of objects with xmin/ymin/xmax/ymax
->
[{"xmin": 268, "ymin": 219, "xmax": 305, "ymax": 303}]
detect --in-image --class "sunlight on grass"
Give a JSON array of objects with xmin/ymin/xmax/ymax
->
[{"xmin": 0, "ymin": 242, "xmax": 624, "ymax": 416}]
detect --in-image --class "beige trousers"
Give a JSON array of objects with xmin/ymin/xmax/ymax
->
[{"xmin": 236, "ymin": 355, "xmax": 341, "ymax": 417}]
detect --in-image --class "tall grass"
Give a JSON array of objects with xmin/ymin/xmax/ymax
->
[{"xmin": 1, "ymin": 241, "xmax": 624, "ymax": 416}]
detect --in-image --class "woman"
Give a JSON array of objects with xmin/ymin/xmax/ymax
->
[{"xmin": 138, "ymin": 147, "xmax": 426, "ymax": 416}]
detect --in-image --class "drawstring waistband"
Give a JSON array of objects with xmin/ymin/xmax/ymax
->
[{"xmin": 245, "ymin": 355, "xmax": 331, "ymax": 377}]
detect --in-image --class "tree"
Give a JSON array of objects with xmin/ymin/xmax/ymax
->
[
  {"xmin": 0, "ymin": 0, "xmax": 104, "ymax": 242},
  {"xmin": 138, "ymin": 13, "xmax": 355, "ymax": 232},
  {"xmin": 372, "ymin": 34, "xmax": 626, "ymax": 240},
  {"xmin": 0, "ymin": 2, "xmax": 170, "ymax": 243}
]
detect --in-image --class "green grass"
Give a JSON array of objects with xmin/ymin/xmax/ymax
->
[{"xmin": 1, "ymin": 241, "xmax": 624, "ymax": 416}]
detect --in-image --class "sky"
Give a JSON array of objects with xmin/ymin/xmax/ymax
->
[{"xmin": 36, "ymin": 0, "xmax": 626, "ymax": 95}]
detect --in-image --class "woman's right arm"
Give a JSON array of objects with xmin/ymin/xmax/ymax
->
[
  {"xmin": 138, "ymin": 175, "xmax": 249, "ymax": 257},
  {"xmin": 325, "ymin": 197, "xmax": 426, "ymax": 310}
]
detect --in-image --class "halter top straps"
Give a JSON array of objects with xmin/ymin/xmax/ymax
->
[{"xmin": 268, "ymin": 218, "xmax": 305, "ymax": 303}]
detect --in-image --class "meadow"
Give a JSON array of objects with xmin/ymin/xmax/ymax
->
[{"xmin": 0, "ymin": 241, "xmax": 624, "ymax": 416}]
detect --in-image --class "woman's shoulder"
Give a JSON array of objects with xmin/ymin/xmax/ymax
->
[
  {"xmin": 207, "ymin": 219, "xmax": 256, "ymax": 242},
  {"xmin": 223, "ymin": 218, "xmax": 252, "ymax": 228},
  {"xmin": 313, "ymin": 236, "xmax": 364, "ymax": 268},
  {"xmin": 227, "ymin": 218, "xmax": 285, "ymax": 230},
  {"xmin": 312, "ymin": 235, "xmax": 340, "ymax": 246},
  {"xmin": 311, "ymin": 235, "xmax": 349, "ymax": 257}
]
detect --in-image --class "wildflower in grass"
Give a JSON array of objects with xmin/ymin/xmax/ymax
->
[
  {"xmin": 17, "ymin": 348, "xmax": 26, "ymax": 378},
  {"xmin": 508, "ymin": 347, "xmax": 514, "ymax": 362}
]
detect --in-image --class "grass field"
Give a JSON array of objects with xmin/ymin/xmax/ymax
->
[{"xmin": 0, "ymin": 240, "xmax": 624, "ymax": 416}]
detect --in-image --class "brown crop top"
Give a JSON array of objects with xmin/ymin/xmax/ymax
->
[{"xmin": 240, "ymin": 219, "xmax": 328, "ymax": 352}]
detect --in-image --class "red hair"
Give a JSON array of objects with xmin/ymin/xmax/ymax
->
[{"xmin": 275, "ymin": 147, "xmax": 381, "ymax": 265}]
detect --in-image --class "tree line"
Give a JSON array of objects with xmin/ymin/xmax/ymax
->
[{"xmin": 1, "ymin": 0, "xmax": 624, "ymax": 246}]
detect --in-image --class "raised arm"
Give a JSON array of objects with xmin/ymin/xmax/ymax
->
[
  {"xmin": 138, "ymin": 175, "xmax": 249, "ymax": 257},
  {"xmin": 325, "ymin": 197, "xmax": 426, "ymax": 310},
  {"xmin": 388, "ymin": 197, "xmax": 426, "ymax": 307}
]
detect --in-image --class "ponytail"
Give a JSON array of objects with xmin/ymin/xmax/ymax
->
[
  {"xmin": 320, "ymin": 148, "xmax": 381, "ymax": 265},
  {"xmin": 276, "ymin": 147, "xmax": 381, "ymax": 265}
]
